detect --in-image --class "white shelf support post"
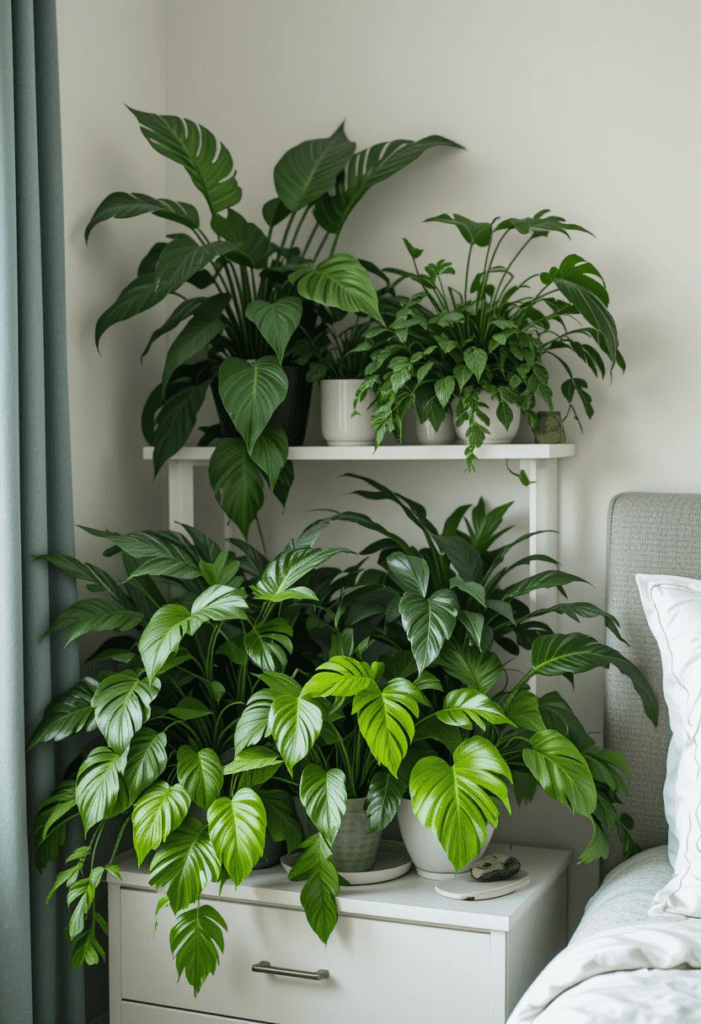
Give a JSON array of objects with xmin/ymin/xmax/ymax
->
[{"xmin": 167, "ymin": 458, "xmax": 195, "ymax": 533}]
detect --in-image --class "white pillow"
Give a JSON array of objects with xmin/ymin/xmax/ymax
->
[{"xmin": 637, "ymin": 573, "xmax": 701, "ymax": 918}]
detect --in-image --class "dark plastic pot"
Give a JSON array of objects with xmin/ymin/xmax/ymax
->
[{"xmin": 210, "ymin": 364, "xmax": 312, "ymax": 446}]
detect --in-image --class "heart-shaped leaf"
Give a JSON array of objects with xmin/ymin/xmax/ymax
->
[
  {"xmin": 208, "ymin": 438, "xmax": 264, "ymax": 539},
  {"xmin": 177, "ymin": 747, "xmax": 224, "ymax": 810},
  {"xmin": 436, "ymin": 688, "xmax": 513, "ymax": 730},
  {"xmin": 217, "ymin": 356, "xmax": 289, "ymax": 454},
  {"xmin": 292, "ymin": 254, "xmax": 383, "ymax": 323},
  {"xmin": 245, "ymin": 297, "xmax": 303, "ymax": 363},
  {"xmin": 149, "ymin": 817, "xmax": 221, "ymax": 912},
  {"xmin": 385, "ymin": 553, "xmax": 430, "ymax": 597},
  {"xmin": 75, "ymin": 747, "xmax": 128, "ymax": 833},
  {"xmin": 409, "ymin": 737, "xmax": 511, "ymax": 871},
  {"xmin": 268, "ymin": 686, "xmax": 323, "ymax": 769},
  {"xmin": 91, "ymin": 671, "xmax": 161, "ymax": 752},
  {"xmin": 207, "ymin": 789, "xmax": 266, "ymax": 886},
  {"xmin": 169, "ymin": 904, "xmax": 227, "ymax": 997},
  {"xmin": 353, "ymin": 679, "xmax": 422, "ymax": 776},
  {"xmin": 132, "ymin": 781, "xmax": 190, "ymax": 865},
  {"xmin": 124, "ymin": 728, "xmax": 168, "ymax": 803},
  {"xmin": 299, "ymin": 764, "xmax": 347, "ymax": 844},
  {"xmin": 399, "ymin": 589, "xmax": 458, "ymax": 674},
  {"xmin": 139, "ymin": 604, "xmax": 191, "ymax": 683},
  {"xmin": 365, "ymin": 771, "xmax": 406, "ymax": 833}
]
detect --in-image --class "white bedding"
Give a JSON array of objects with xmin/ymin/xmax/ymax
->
[{"xmin": 507, "ymin": 846, "xmax": 701, "ymax": 1023}]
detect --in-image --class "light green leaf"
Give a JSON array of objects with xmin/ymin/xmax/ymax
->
[
  {"xmin": 169, "ymin": 904, "xmax": 228, "ymax": 997},
  {"xmin": 522, "ymin": 730, "xmax": 597, "ymax": 815},
  {"xmin": 437, "ymin": 642, "xmax": 503, "ymax": 692},
  {"xmin": 245, "ymin": 297, "xmax": 303, "ymax": 363},
  {"xmin": 292, "ymin": 253, "xmax": 383, "ymax": 323},
  {"xmin": 243, "ymin": 618, "xmax": 294, "ymax": 672},
  {"xmin": 302, "ymin": 656, "xmax": 379, "ymax": 698},
  {"xmin": 223, "ymin": 746, "xmax": 282, "ymax": 776},
  {"xmin": 91, "ymin": 671, "xmax": 161, "ymax": 753},
  {"xmin": 353, "ymin": 678, "xmax": 421, "ymax": 776},
  {"xmin": 269, "ymin": 686, "xmax": 323, "ymax": 769},
  {"xmin": 207, "ymin": 789, "xmax": 267, "ymax": 885},
  {"xmin": 502, "ymin": 687, "xmax": 545, "ymax": 733},
  {"xmin": 252, "ymin": 545, "xmax": 345, "ymax": 603},
  {"xmin": 217, "ymin": 356, "xmax": 289, "ymax": 454},
  {"xmin": 177, "ymin": 747, "xmax": 224, "ymax": 810},
  {"xmin": 75, "ymin": 747, "xmax": 128, "ymax": 833},
  {"xmin": 47, "ymin": 600, "xmax": 143, "ymax": 647},
  {"xmin": 233, "ymin": 690, "xmax": 275, "ymax": 753},
  {"xmin": 149, "ymin": 816, "xmax": 221, "ymax": 912},
  {"xmin": 138, "ymin": 604, "xmax": 191, "ymax": 683},
  {"xmin": 365, "ymin": 771, "xmax": 406, "ymax": 833},
  {"xmin": 28, "ymin": 677, "xmax": 98, "ymax": 749},
  {"xmin": 124, "ymin": 727, "xmax": 168, "ymax": 802},
  {"xmin": 399, "ymin": 589, "xmax": 458, "ymax": 674},
  {"xmin": 129, "ymin": 108, "xmax": 242, "ymax": 213},
  {"xmin": 190, "ymin": 584, "xmax": 248, "ymax": 628},
  {"xmin": 409, "ymin": 736, "xmax": 512, "ymax": 871},
  {"xmin": 436, "ymin": 688, "xmax": 513, "ymax": 730},
  {"xmin": 299, "ymin": 764, "xmax": 347, "ymax": 845},
  {"xmin": 385, "ymin": 553, "xmax": 430, "ymax": 597},
  {"xmin": 131, "ymin": 781, "xmax": 190, "ymax": 865}
]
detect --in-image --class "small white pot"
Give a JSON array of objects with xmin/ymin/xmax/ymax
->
[
  {"xmin": 409, "ymin": 407, "xmax": 455, "ymax": 445},
  {"xmin": 320, "ymin": 379, "xmax": 375, "ymax": 447},
  {"xmin": 452, "ymin": 393, "xmax": 520, "ymax": 445},
  {"xmin": 397, "ymin": 799, "xmax": 495, "ymax": 879}
]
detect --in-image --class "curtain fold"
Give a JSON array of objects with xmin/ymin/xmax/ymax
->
[{"xmin": 1, "ymin": 0, "xmax": 85, "ymax": 1021}]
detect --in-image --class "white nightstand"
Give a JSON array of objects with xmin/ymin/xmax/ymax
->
[{"xmin": 108, "ymin": 842, "xmax": 570, "ymax": 1024}]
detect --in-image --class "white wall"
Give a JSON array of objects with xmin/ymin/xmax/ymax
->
[{"xmin": 57, "ymin": 0, "xmax": 701, "ymax": 927}]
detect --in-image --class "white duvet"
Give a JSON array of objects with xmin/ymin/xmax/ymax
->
[{"xmin": 507, "ymin": 847, "xmax": 701, "ymax": 1023}]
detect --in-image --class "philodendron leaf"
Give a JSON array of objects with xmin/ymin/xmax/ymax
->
[
  {"xmin": 243, "ymin": 618, "xmax": 294, "ymax": 672},
  {"xmin": 299, "ymin": 764, "xmax": 347, "ymax": 845},
  {"xmin": 268, "ymin": 684, "xmax": 323, "ymax": 769},
  {"xmin": 91, "ymin": 671, "xmax": 161, "ymax": 753},
  {"xmin": 154, "ymin": 236, "xmax": 241, "ymax": 295},
  {"xmin": 207, "ymin": 789, "xmax": 267, "ymax": 886},
  {"xmin": 302, "ymin": 656, "xmax": 380, "ymax": 698},
  {"xmin": 287, "ymin": 832, "xmax": 339, "ymax": 943},
  {"xmin": 129, "ymin": 108, "xmax": 242, "ymax": 214},
  {"xmin": 437, "ymin": 642, "xmax": 503, "ymax": 692},
  {"xmin": 252, "ymin": 545, "xmax": 346, "ymax": 603},
  {"xmin": 153, "ymin": 378, "xmax": 210, "ymax": 475},
  {"xmin": 123, "ymin": 727, "xmax": 168, "ymax": 803},
  {"xmin": 353, "ymin": 678, "xmax": 423, "ymax": 776},
  {"xmin": 259, "ymin": 788, "xmax": 303, "ymax": 854},
  {"xmin": 169, "ymin": 904, "xmax": 228, "ymax": 997},
  {"xmin": 365, "ymin": 771, "xmax": 407, "ymax": 833},
  {"xmin": 217, "ymin": 356, "xmax": 289, "ymax": 454},
  {"xmin": 149, "ymin": 816, "xmax": 221, "ymax": 912},
  {"xmin": 223, "ymin": 746, "xmax": 282, "ymax": 776},
  {"xmin": 177, "ymin": 746, "xmax": 224, "ymax": 810},
  {"xmin": 47, "ymin": 600, "xmax": 143, "ymax": 647},
  {"xmin": 409, "ymin": 736, "xmax": 512, "ymax": 871},
  {"xmin": 233, "ymin": 690, "xmax": 275, "ymax": 754},
  {"xmin": 160, "ymin": 294, "xmax": 229, "ymax": 395},
  {"xmin": 85, "ymin": 191, "xmax": 200, "ymax": 242},
  {"xmin": 210, "ymin": 209, "xmax": 272, "ymax": 268},
  {"xmin": 522, "ymin": 730, "xmax": 597, "ymax": 816},
  {"xmin": 95, "ymin": 273, "xmax": 170, "ymax": 348},
  {"xmin": 245, "ymin": 297, "xmax": 303, "ymax": 363},
  {"xmin": 274, "ymin": 123, "xmax": 355, "ymax": 212},
  {"xmin": 190, "ymin": 584, "xmax": 248, "ymax": 629},
  {"xmin": 208, "ymin": 438, "xmax": 264, "ymax": 539},
  {"xmin": 28, "ymin": 677, "xmax": 98, "ymax": 749},
  {"xmin": 385, "ymin": 553, "xmax": 430, "ymax": 597},
  {"xmin": 131, "ymin": 781, "xmax": 190, "ymax": 865},
  {"xmin": 249, "ymin": 424, "xmax": 288, "ymax": 491},
  {"xmin": 75, "ymin": 747, "xmax": 128, "ymax": 833},
  {"xmin": 138, "ymin": 604, "xmax": 191, "ymax": 683},
  {"xmin": 399, "ymin": 589, "xmax": 458, "ymax": 674},
  {"xmin": 291, "ymin": 254, "xmax": 383, "ymax": 324},
  {"xmin": 33, "ymin": 780, "xmax": 77, "ymax": 871},
  {"xmin": 436, "ymin": 688, "xmax": 514, "ymax": 730}
]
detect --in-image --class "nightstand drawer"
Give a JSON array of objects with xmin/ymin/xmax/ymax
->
[
  {"xmin": 120, "ymin": 887, "xmax": 494, "ymax": 1024},
  {"xmin": 123, "ymin": 1005, "xmax": 252, "ymax": 1024}
]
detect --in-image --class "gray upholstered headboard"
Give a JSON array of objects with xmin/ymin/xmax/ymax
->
[{"xmin": 604, "ymin": 492, "xmax": 701, "ymax": 868}]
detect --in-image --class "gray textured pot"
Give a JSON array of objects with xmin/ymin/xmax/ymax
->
[{"xmin": 295, "ymin": 795, "xmax": 381, "ymax": 872}]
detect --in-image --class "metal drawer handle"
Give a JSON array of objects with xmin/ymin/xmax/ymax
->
[{"xmin": 252, "ymin": 959, "xmax": 329, "ymax": 981}]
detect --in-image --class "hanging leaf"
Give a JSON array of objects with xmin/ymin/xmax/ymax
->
[
  {"xmin": 399, "ymin": 589, "xmax": 458, "ymax": 674},
  {"xmin": 299, "ymin": 764, "xmax": 347, "ymax": 845},
  {"xmin": 177, "ymin": 747, "xmax": 224, "ymax": 810},
  {"xmin": 273, "ymin": 123, "xmax": 355, "ymax": 212},
  {"xmin": 149, "ymin": 816, "xmax": 221, "ymax": 912},
  {"xmin": 245, "ymin": 297, "xmax": 303, "ymax": 363},
  {"xmin": 259, "ymin": 788, "xmax": 303, "ymax": 854},
  {"xmin": 131, "ymin": 781, "xmax": 191, "ymax": 865},
  {"xmin": 75, "ymin": 747, "xmax": 128, "ymax": 833},
  {"xmin": 129, "ymin": 108, "xmax": 242, "ymax": 213},
  {"xmin": 95, "ymin": 273, "xmax": 170, "ymax": 348},
  {"xmin": 208, "ymin": 438, "xmax": 264, "ymax": 539},
  {"xmin": 249, "ymin": 424, "xmax": 288, "ymax": 491},
  {"xmin": 153, "ymin": 378, "xmax": 209, "ymax": 475},
  {"xmin": 207, "ymin": 789, "xmax": 267, "ymax": 886},
  {"xmin": 47, "ymin": 599, "xmax": 143, "ymax": 647},
  {"xmin": 287, "ymin": 832, "xmax": 339, "ymax": 943},
  {"xmin": 91, "ymin": 671, "xmax": 161, "ymax": 753},
  {"xmin": 123, "ymin": 728, "xmax": 168, "ymax": 802},
  {"xmin": 291, "ymin": 254, "xmax": 383, "ymax": 323},
  {"xmin": 365, "ymin": 771, "xmax": 407, "ymax": 833},
  {"xmin": 169, "ymin": 904, "xmax": 228, "ymax": 997},
  {"xmin": 28, "ymin": 677, "xmax": 98, "ymax": 749},
  {"xmin": 85, "ymin": 192, "xmax": 200, "ymax": 241},
  {"xmin": 217, "ymin": 356, "xmax": 289, "ymax": 454},
  {"xmin": 522, "ymin": 730, "xmax": 597, "ymax": 815}
]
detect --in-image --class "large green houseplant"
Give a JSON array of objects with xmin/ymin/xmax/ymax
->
[
  {"xmin": 87, "ymin": 110, "xmax": 460, "ymax": 534},
  {"xmin": 30, "ymin": 521, "xmax": 363, "ymax": 994},
  {"xmin": 355, "ymin": 211, "xmax": 623, "ymax": 467}
]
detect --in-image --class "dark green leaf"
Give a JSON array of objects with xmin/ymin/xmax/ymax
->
[
  {"xmin": 274, "ymin": 124, "xmax": 355, "ymax": 212},
  {"xmin": 85, "ymin": 191, "xmax": 199, "ymax": 241}
]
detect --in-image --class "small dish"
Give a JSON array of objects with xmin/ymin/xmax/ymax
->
[{"xmin": 280, "ymin": 840, "xmax": 413, "ymax": 886}]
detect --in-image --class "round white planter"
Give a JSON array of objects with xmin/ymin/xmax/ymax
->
[
  {"xmin": 452, "ymin": 393, "xmax": 520, "ymax": 445},
  {"xmin": 397, "ymin": 799, "xmax": 495, "ymax": 879},
  {"xmin": 320, "ymin": 379, "xmax": 375, "ymax": 447},
  {"xmin": 409, "ymin": 407, "xmax": 455, "ymax": 445}
]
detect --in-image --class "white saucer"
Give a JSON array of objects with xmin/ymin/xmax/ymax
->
[
  {"xmin": 435, "ymin": 869, "xmax": 530, "ymax": 900},
  {"xmin": 281, "ymin": 840, "xmax": 413, "ymax": 885}
]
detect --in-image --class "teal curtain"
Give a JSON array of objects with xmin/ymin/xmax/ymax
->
[{"xmin": 1, "ymin": 0, "xmax": 86, "ymax": 1021}]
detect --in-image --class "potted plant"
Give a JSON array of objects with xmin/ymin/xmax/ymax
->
[
  {"xmin": 356, "ymin": 211, "xmax": 623, "ymax": 467},
  {"xmin": 30, "ymin": 520, "xmax": 365, "ymax": 994},
  {"xmin": 86, "ymin": 109, "xmax": 461, "ymax": 533}
]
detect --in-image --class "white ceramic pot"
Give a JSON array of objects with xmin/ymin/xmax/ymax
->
[
  {"xmin": 409, "ymin": 406, "xmax": 455, "ymax": 445},
  {"xmin": 320, "ymin": 379, "xmax": 375, "ymax": 447},
  {"xmin": 396, "ymin": 799, "xmax": 495, "ymax": 879},
  {"xmin": 452, "ymin": 393, "xmax": 520, "ymax": 445}
]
